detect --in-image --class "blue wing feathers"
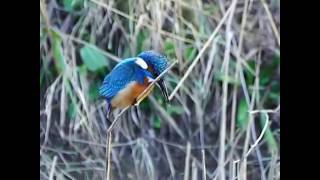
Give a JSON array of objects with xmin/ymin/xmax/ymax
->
[
  {"xmin": 99, "ymin": 58, "xmax": 137, "ymax": 100},
  {"xmin": 99, "ymin": 57, "xmax": 156, "ymax": 101}
]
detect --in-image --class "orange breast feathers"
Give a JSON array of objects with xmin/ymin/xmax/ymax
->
[{"xmin": 110, "ymin": 77, "xmax": 154, "ymax": 108}]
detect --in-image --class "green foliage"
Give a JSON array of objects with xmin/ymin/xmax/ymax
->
[
  {"xmin": 136, "ymin": 30, "xmax": 149, "ymax": 54},
  {"xmin": 164, "ymin": 40, "xmax": 175, "ymax": 58},
  {"xmin": 214, "ymin": 59, "xmax": 239, "ymax": 85},
  {"xmin": 115, "ymin": 0, "xmax": 130, "ymax": 27},
  {"xmin": 215, "ymin": 72, "xmax": 240, "ymax": 86},
  {"xmin": 240, "ymin": 55, "xmax": 279, "ymax": 153},
  {"xmin": 203, "ymin": 3, "xmax": 219, "ymax": 15},
  {"xmin": 237, "ymin": 98, "xmax": 249, "ymax": 130},
  {"xmin": 152, "ymin": 116, "xmax": 161, "ymax": 129},
  {"xmin": 80, "ymin": 45, "xmax": 109, "ymax": 71},
  {"xmin": 123, "ymin": 47, "xmax": 131, "ymax": 58},
  {"xmin": 260, "ymin": 55, "xmax": 280, "ymax": 86},
  {"xmin": 63, "ymin": 0, "xmax": 84, "ymax": 11},
  {"xmin": 78, "ymin": 64, "xmax": 88, "ymax": 76},
  {"xmin": 269, "ymin": 81, "xmax": 280, "ymax": 104},
  {"xmin": 245, "ymin": 60, "xmax": 256, "ymax": 86},
  {"xmin": 261, "ymin": 55, "xmax": 280, "ymax": 105},
  {"xmin": 81, "ymin": 30, "xmax": 91, "ymax": 42},
  {"xmin": 166, "ymin": 104, "xmax": 184, "ymax": 116},
  {"xmin": 139, "ymin": 98, "xmax": 151, "ymax": 112},
  {"xmin": 78, "ymin": 64, "xmax": 102, "ymax": 102},
  {"xmin": 63, "ymin": 0, "xmax": 73, "ymax": 11},
  {"xmin": 65, "ymin": 81, "xmax": 78, "ymax": 119},
  {"xmin": 244, "ymin": 55, "xmax": 280, "ymax": 105},
  {"xmin": 88, "ymin": 81, "xmax": 100, "ymax": 102},
  {"xmin": 184, "ymin": 47, "xmax": 197, "ymax": 62},
  {"xmin": 181, "ymin": 0, "xmax": 196, "ymax": 26},
  {"xmin": 71, "ymin": 0, "xmax": 84, "ymax": 10},
  {"xmin": 260, "ymin": 113, "xmax": 278, "ymax": 154},
  {"xmin": 68, "ymin": 100, "xmax": 77, "ymax": 119},
  {"xmin": 51, "ymin": 30, "xmax": 66, "ymax": 73}
]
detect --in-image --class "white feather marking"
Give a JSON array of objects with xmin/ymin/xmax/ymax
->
[{"xmin": 135, "ymin": 57, "xmax": 148, "ymax": 69}]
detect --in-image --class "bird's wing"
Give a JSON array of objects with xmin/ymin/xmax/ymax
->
[{"xmin": 99, "ymin": 59, "xmax": 137, "ymax": 100}]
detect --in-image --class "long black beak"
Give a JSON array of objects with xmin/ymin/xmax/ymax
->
[{"xmin": 157, "ymin": 79, "xmax": 169, "ymax": 102}]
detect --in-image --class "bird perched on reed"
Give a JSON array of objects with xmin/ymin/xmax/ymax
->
[{"xmin": 99, "ymin": 50, "xmax": 169, "ymax": 119}]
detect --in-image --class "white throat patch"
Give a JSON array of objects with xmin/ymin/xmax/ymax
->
[{"xmin": 135, "ymin": 57, "xmax": 148, "ymax": 69}]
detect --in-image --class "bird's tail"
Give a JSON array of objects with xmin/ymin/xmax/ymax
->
[{"xmin": 106, "ymin": 101, "xmax": 111, "ymax": 120}]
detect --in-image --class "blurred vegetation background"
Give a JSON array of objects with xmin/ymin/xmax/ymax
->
[{"xmin": 40, "ymin": 0, "xmax": 280, "ymax": 179}]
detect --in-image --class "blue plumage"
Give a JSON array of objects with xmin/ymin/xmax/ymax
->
[
  {"xmin": 138, "ymin": 51, "xmax": 168, "ymax": 75},
  {"xmin": 99, "ymin": 57, "xmax": 153, "ymax": 102},
  {"xmin": 99, "ymin": 51, "xmax": 169, "ymax": 112}
]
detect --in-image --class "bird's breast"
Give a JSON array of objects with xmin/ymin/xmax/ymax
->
[{"xmin": 110, "ymin": 78, "xmax": 154, "ymax": 108}]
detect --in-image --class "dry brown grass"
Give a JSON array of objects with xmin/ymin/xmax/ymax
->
[{"xmin": 40, "ymin": 0, "xmax": 280, "ymax": 179}]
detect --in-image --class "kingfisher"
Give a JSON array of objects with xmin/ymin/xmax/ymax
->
[{"xmin": 99, "ymin": 50, "xmax": 169, "ymax": 119}]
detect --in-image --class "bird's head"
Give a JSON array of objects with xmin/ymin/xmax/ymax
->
[{"xmin": 137, "ymin": 50, "xmax": 169, "ymax": 102}]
